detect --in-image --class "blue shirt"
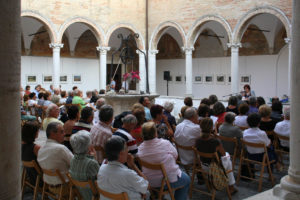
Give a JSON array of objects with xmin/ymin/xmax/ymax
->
[{"xmin": 144, "ymin": 107, "xmax": 152, "ymax": 121}]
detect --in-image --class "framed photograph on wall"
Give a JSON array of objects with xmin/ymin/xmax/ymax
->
[
  {"xmin": 26, "ymin": 75, "xmax": 37, "ymax": 84},
  {"xmin": 216, "ymin": 74, "xmax": 226, "ymax": 84},
  {"xmin": 241, "ymin": 75, "xmax": 251, "ymax": 84},
  {"xmin": 175, "ymin": 75, "xmax": 182, "ymax": 83},
  {"xmin": 194, "ymin": 75, "xmax": 203, "ymax": 84},
  {"xmin": 60, "ymin": 75, "xmax": 68, "ymax": 84},
  {"xmin": 43, "ymin": 75, "xmax": 53, "ymax": 83},
  {"xmin": 204, "ymin": 74, "xmax": 214, "ymax": 84},
  {"xmin": 227, "ymin": 75, "xmax": 231, "ymax": 85},
  {"xmin": 73, "ymin": 75, "xmax": 82, "ymax": 83}
]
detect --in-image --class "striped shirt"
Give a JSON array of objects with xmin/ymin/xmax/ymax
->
[{"xmin": 113, "ymin": 128, "xmax": 138, "ymax": 155}]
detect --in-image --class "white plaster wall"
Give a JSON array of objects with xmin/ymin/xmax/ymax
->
[
  {"xmin": 156, "ymin": 46, "xmax": 289, "ymax": 101},
  {"xmin": 21, "ymin": 56, "xmax": 100, "ymax": 95}
]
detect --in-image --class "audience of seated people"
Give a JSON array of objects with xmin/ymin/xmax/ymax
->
[
  {"xmin": 90, "ymin": 105, "xmax": 114, "ymax": 163},
  {"xmin": 174, "ymin": 107, "xmax": 201, "ymax": 165},
  {"xmin": 69, "ymin": 130, "xmax": 99, "ymax": 200},
  {"xmin": 195, "ymin": 118, "xmax": 237, "ymax": 194},
  {"xmin": 98, "ymin": 136, "xmax": 149, "ymax": 200},
  {"xmin": 138, "ymin": 122, "xmax": 191, "ymax": 200},
  {"xmin": 21, "ymin": 84, "xmax": 291, "ymax": 199}
]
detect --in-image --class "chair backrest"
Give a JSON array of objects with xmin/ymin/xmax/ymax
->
[
  {"xmin": 23, "ymin": 160, "xmax": 42, "ymax": 175},
  {"xmin": 66, "ymin": 173, "xmax": 98, "ymax": 197},
  {"xmin": 96, "ymin": 182, "xmax": 129, "ymax": 200},
  {"xmin": 274, "ymin": 132, "xmax": 289, "ymax": 141},
  {"xmin": 193, "ymin": 148, "xmax": 219, "ymax": 162},
  {"xmin": 237, "ymin": 126, "xmax": 248, "ymax": 131},
  {"xmin": 241, "ymin": 139, "xmax": 268, "ymax": 154},
  {"xmin": 94, "ymin": 145, "xmax": 106, "ymax": 159},
  {"xmin": 172, "ymin": 139, "xmax": 194, "ymax": 165},
  {"xmin": 41, "ymin": 168, "xmax": 67, "ymax": 184},
  {"xmin": 216, "ymin": 135, "xmax": 238, "ymax": 144}
]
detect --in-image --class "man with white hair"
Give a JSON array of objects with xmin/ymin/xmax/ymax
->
[
  {"xmin": 42, "ymin": 104, "xmax": 64, "ymax": 130},
  {"xmin": 274, "ymin": 106, "xmax": 290, "ymax": 150},
  {"xmin": 69, "ymin": 130, "xmax": 99, "ymax": 200},
  {"xmin": 163, "ymin": 101, "xmax": 176, "ymax": 131},
  {"xmin": 93, "ymin": 98, "xmax": 106, "ymax": 125},
  {"xmin": 113, "ymin": 114, "xmax": 138, "ymax": 155},
  {"xmin": 174, "ymin": 107, "xmax": 201, "ymax": 165},
  {"xmin": 51, "ymin": 88, "xmax": 61, "ymax": 104}
]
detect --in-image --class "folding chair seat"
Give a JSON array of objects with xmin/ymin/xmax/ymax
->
[
  {"xmin": 172, "ymin": 139, "xmax": 194, "ymax": 176},
  {"xmin": 237, "ymin": 139, "xmax": 275, "ymax": 192},
  {"xmin": 216, "ymin": 135, "xmax": 239, "ymax": 171},
  {"xmin": 41, "ymin": 168, "xmax": 69, "ymax": 200},
  {"xmin": 137, "ymin": 157, "xmax": 183, "ymax": 200},
  {"xmin": 189, "ymin": 148, "xmax": 232, "ymax": 200},
  {"xmin": 66, "ymin": 173, "xmax": 98, "ymax": 200},
  {"xmin": 21, "ymin": 160, "xmax": 43, "ymax": 200},
  {"xmin": 96, "ymin": 181, "xmax": 129, "ymax": 200}
]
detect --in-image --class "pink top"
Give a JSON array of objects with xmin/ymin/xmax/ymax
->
[{"xmin": 137, "ymin": 138, "xmax": 182, "ymax": 187}]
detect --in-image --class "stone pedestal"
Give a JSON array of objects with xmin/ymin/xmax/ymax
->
[{"xmin": 101, "ymin": 94, "xmax": 159, "ymax": 116}]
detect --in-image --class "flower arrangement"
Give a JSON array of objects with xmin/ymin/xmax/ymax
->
[{"xmin": 123, "ymin": 71, "xmax": 141, "ymax": 82}]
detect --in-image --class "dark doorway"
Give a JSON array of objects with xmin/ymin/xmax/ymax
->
[{"xmin": 107, "ymin": 64, "xmax": 122, "ymax": 91}]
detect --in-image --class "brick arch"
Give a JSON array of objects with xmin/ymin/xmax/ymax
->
[
  {"xmin": 150, "ymin": 21, "xmax": 186, "ymax": 51},
  {"xmin": 21, "ymin": 10, "xmax": 57, "ymax": 43},
  {"xmin": 233, "ymin": 6, "xmax": 291, "ymax": 43},
  {"xmin": 58, "ymin": 16, "xmax": 105, "ymax": 46},
  {"xmin": 187, "ymin": 14, "xmax": 232, "ymax": 47},
  {"xmin": 105, "ymin": 23, "xmax": 145, "ymax": 50}
]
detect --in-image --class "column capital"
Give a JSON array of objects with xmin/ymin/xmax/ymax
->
[
  {"xmin": 284, "ymin": 37, "xmax": 291, "ymax": 44},
  {"xmin": 227, "ymin": 43, "xmax": 242, "ymax": 48},
  {"xmin": 96, "ymin": 46, "xmax": 111, "ymax": 54},
  {"xmin": 49, "ymin": 43, "xmax": 64, "ymax": 49},
  {"xmin": 136, "ymin": 50, "xmax": 146, "ymax": 55},
  {"xmin": 149, "ymin": 50, "xmax": 159, "ymax": 55},
  {"xmin": 182, "ymin": 47, "xmax": 194, "ymax": 55}
]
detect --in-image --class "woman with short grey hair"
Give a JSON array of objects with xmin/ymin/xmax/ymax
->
[
  {"xmin": 163, "ymin": 101, "xmax": 176, "ymax": 131},
  {"xmin": 69, "ymin": 130, "xmax": 99, "ymax": 200}
]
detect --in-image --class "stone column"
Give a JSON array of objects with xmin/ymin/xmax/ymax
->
[
  {"xmin": 137, "ymin": 50, "xmax": 146, "ymax": 93},
  {"xmin": 0, "ymin": 0, "xmax": 21, "ymax": 199},
  {"xmin": 183, "ymin": 47, "xmax": 194, "ymax": 97},
  {"xmin": 285, "ymin": 38, "xmax": 292, "ymax": 97},
  {"xmin": 148, "ymin": 50, "xmax": 158, "ymax": 94},
  {"xmin": 49, "ymin": 43, "xmax": 64, "ymax": 88},
  {"xmin": 96, "ymin": 46, "xmax": 110, "ymax": 90},
  {"xmin": 227, "ymin": 43, "xmax": 242, "ymax": 94},
  {"xmin": 273, "ymin": 1, "xmax": 300, "ymax": 199}
]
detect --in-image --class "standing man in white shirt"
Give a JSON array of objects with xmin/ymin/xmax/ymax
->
[
  {"xmin": 174, "ymin": 107, "xmax": 201, "ymax": 165},
  {"xmin": 274, "ymin": 106, "xmax": 290, "ymax": 150},
  {"xmin": 37, "ymin": 122, "xmax": 73, "ymax": 194}
]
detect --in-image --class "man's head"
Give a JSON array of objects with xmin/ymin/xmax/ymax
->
[
  {"xmin": 25, "ymin": 85, "xmax": 30, "ymax": 91},
  {"xmin": 247, "ymin": 113, "xmax": 261, "ymax": 128},
  {"xmin": 86, "ymin": 91, "xmax": 92, "ymax": 98},
  {"xmin": 249, "ymin": 96, "xmax": 257, "ymax": 107},
  {"xmin": 74, "ymin": 89, "xmax": 81, "ymax": 97},
  {"xmin": 80, "ymin": 107, "xmax": 94, "ymax": 123},
  {"xmin": 29, "ymin": 92, "xmax": 36, "ymax": 100},
  {"xmin": 70, "ymin": 130, "xmax": 91, "ymax": 154},
  {"xmin": 184, "ymin": 107, "xmax": 198, "ymax": 124},
  {"xmin": 209, "ymin": 94, "xmax": 218, "ymax": 105},
  {"xmin": 67, "ymin": 105, "xmax": 79, "ymax": 120},
  {"xmin": 213, "ymin": 102, "xmax": 225, "ymax": 116},
  {"xmin": 142, "ymin": 122, "xmax": 157, "ymax": 141},
  {"xmin": 96, "ymin": 98, "xmax": 106, "ymax": 110},
  {"xmin": 54, "ymin": 88, "xmax": 60, "ymax": 95},
  {"xmin": 184, "ymin": 97, "xmax": 193, "ymax": 107},
  {"xmin": 238, "ymin": 103, "xmax": 249, "ymax": 115},
  {"xmin": 283, "ymin": 106, "xmax": 290, "ymax": 120},
  {"xmin": 72, "ymin": 86, "xmax": 78, "ymax": 91},
  {"xmin": 105, "ymin": 136, "xmax": 128, "ymax": 163},
  {"xmin": 122, "ymin": 114, "xmax": 137, "ymax": 132},
  {"xmin": 46, "ymin": 104, "xmax": 60, "ymax": 118},
  {"xmin": 35, "ymin": 84, "xmax": 41, "ymax": 91},
  {"xmin": 224, "ymin": 112, "xmax": 236, "ymax": 124},
  {"xmin": 50, "ymin": 85, "xmax": 54, "ymax": 90},
  {"xmin": 139, "ymin": 96, "xmax": 150, "ymax": 107},
  {"xmin": 198, "ymin": 104, "xmax": 210, "ymax": 118},
  {"xmin": 99, "ymin": 105, "xmax": 114, "ymax": 124},
  {"xmin": 46, "ymin": 122, "xmax": 65, "ymax": 143}
]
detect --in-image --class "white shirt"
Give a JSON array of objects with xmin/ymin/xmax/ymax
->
[
  {"xmin": 37, "ymin": 139, "xmax": 73, "ymax": 185},
  {"xmin": 28, "ymin": 99, "xmax": 37, "ymax": 106},
  {"xmin": 274, "ymin": 120, "xmax": 290, "ymax": 147},
  {"xmin": 174, "ymin": 119, "xmax": 202, "ymax": 165},
  {"xmin": 93, "ymin": 110, "xmax": 100, "ymax": 125},
  {"xmin": 234, "ymin": 115, "xmax": 248, "ymax": 127},
  {"xmin": 97, "ymin": 161, "xmax": 148, "ymax": 200},
  {"xmin": 243, "ymin": 127, "xmax": 270, "ymax": 154},
  {"xmin": 59, "ymin": 98, "xmax": 66, "ymax": 104}
]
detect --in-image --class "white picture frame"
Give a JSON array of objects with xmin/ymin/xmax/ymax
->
[
  {"xmin": 216, "ymin": 74, "xmax": 226, "ymax": 84},
  {"xmin": 43, "ymin": 74, "xmax": 53, "ymax": 83},
  {"xmin": 60, "ymin": 75, "xmax": 68, "ymax": 84},
  {"xmin": 194, "ymin": 75, "xmax": 203, "ymax": 84},
  {"xmin": 241, "ymin": 75, "xmax": 251, "ymax": 84},
  {"xmin": 26, "ymin": 75, "xmax": 37, "ymax": 84},
  {"xmin": 204, "ymin": 74, "xmax": 214, "ymax": 84},
  {"xmin": 73, "ymin": 74, "xmax": 82, "ymax": 83}
]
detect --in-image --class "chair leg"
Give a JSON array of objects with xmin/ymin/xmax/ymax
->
[
  {"xmin": 226, "ymin": 186, "xmax": 232, "ymax": 200},
  {"xmin": 33, "ymin": 176, "xmax": 40, "ymax": 200},
  {"xmin": 41, "ymin": 184, "xmax": 46, "ymax": 200},
  {"xmin": 237, "ymin": 157, "xmax": 243, "ymax": 184},
  {"xmin": 211, "ymin": 189, "xmax": 216, "ymax": 200},
  {"xmin": 189, "ymin": 167, "xmax": 196, "ymax": 198},
  {"xmin": 21, "ymin": 170, "xmax": 26, "ymax": 200},
  {"xmin": 258, "ymin": 161, "xmax": 265, "ymax": 192}
]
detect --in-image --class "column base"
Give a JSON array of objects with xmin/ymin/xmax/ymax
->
[{"xmin": 273, "ymin": 176, "xmax": 300, "ymax": 200}]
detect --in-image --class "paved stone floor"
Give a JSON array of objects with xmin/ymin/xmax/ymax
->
[{"xmin": 24, "ymin": 130, "xmax": 288, "ymax": 200}]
